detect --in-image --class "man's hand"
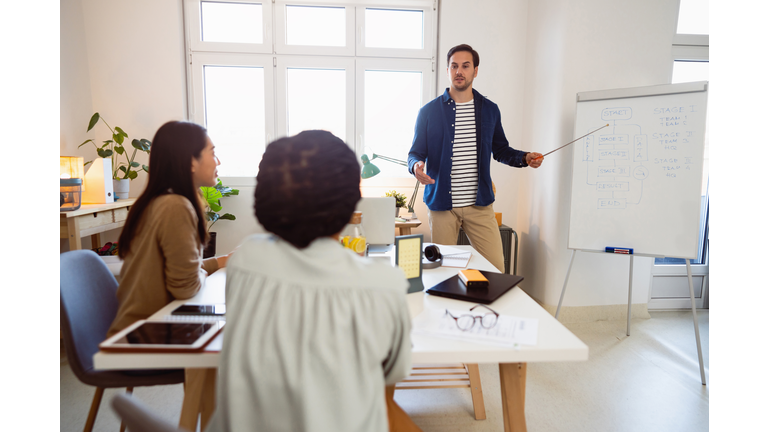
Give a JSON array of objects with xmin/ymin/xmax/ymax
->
[
  {"xmin": 413, "ymin": 161, "xmax": 435, "ymax": 185},
  {"xmin": 526, "ymin": 152, "xmax": 544, "ymax": 168}
]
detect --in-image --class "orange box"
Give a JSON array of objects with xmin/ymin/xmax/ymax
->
[{"xmin": 494, "ymin": 212, "xmax": 502, "ymax": 226}]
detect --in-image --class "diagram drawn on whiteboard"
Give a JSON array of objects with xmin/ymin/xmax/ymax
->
[{"xmin": 580, "ymin": 105, "xmax": 698, "ymax": 210}]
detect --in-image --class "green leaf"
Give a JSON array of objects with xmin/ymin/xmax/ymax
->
[
  {"xmin": 127, "ymin": 170, "xmax": 138, "ymax": 180},
  {"xmin": 113, "ymin": 133, "xmax": 124, "ymax": 145},
  {"xmin": 87, "ymin": 113, "xmax": 100, "ymax": 132},
  {"xmin": 130, "ymin": 161, "xmax": 140, "ymax": 167},
  {"xmin": 97, "ymin": 148, "xmax": 113, "ymax": 158},
  {"xmin": 115, "ymin": 145, "xmax": 125, "ymax": 155},
  {"xmin": 102, "ymin": 140, "xmax": 113, "ymax": 146},
  {"xmin": 119, "ymin": 166, "xmax": 128, "ymax": 173},
  {"xmin": 84, "ymin": 160, "xmax": 93, "ymax": 167},
  {"xmin": 132, "ymin": 139, "xmax": 150, "ymax": 151},
  {"xmin": 79, "ymin": 139, "xmax": 94, "ymax": 148},
  {"xmin": 115, "ymin": 126, "xmax": 128, "ymax": 138},
  {"xmin": 142, "ymin": 165, "xmax": 149, "ymax": 172},
  {"xmin": 219, "ymin": 213, "xmax": 236, "ymax": 221}
]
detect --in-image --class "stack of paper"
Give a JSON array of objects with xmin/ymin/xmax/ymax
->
[{"xmin": 411, "ymin": 308, "xmax": 539, "ymax": 347}]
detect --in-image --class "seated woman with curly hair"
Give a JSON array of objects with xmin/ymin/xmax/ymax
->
[{"xmin": 208, "ymin": 130, "xmax": 412, "ymax": 432}]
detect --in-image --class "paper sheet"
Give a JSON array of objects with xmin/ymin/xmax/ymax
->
[{"xmin": 411, "ymin": 308, "xmax": 539, "ymax": 347}]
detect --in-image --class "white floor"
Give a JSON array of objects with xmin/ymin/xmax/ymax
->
[{"xmin": 60, "ymin": 310, "xmax": 708, "ymax": 432}]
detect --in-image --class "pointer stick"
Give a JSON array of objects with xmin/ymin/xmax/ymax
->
[{"xmin": 534, "ymin": 123, "xmax": 610, "ymax": 160}]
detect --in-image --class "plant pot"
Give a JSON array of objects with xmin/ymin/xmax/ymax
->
[
  {"xmin": 203, "ymin": 232, "xmax": 217, "ymax": 258},
  {"xmin": 113, "ymin": 179, "xmax": 130, "ymax": 200}
]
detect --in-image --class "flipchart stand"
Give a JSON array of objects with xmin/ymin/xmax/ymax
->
[{"xmin": 555, "ymin": 249, "xmax": 707, "ymax": 385}]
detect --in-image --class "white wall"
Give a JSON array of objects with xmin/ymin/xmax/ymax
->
[
  {"xmin": 61, "ymin": 0, "xmax": 682, "ymax": 312},
  {"xmin": 517, "ymin": 0, "xmax": 678, "ymax": 308}
]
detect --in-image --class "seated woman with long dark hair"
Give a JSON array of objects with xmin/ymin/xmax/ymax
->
[
  {"xmin": 107, "ymin": 121, "xmax": 229, "ymax": 338},
  {"xmin": 207, "ymin": 130, "xmax": 412, "ymax": 432}
]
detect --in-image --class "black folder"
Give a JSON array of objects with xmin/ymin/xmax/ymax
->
[{"xmin": 425, "ymin": 270, "xmax": 524, "ymax": 304}]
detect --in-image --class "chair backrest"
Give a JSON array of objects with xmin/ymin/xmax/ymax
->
[
  {"xmin": 111, "ymin": 394, "xmax": 188, "ymax": 432},
  {"xmin": 60, "ymin": 250, "xmax": 120, "ymax": 382}
]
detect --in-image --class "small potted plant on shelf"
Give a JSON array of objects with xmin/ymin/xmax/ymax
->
[
  {"xmin": 79, "ymin": 112, "xmax": 152, "ymax": 199},
  {"xmin": 200, "ymin": 179, "xmax": 240, "ymax": 258},
  {"xmin": 384, "ymin": 190, "xmax": 407, "ymax": 218}
]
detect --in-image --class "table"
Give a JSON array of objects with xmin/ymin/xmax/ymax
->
[
  {"xmin": 60, "ymin": 198, "xmax": 136, "ymax": 250},
  {"xmin": 94, "ymin": 246, "xmax": 588, "ymax": 432},
  {"xmin": 395, "ymin": 218, "xmax": 422, "ymax": 236}
]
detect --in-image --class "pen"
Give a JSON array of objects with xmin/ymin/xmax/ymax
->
[{"xmin": 605, "ymin": 247, "xmax": 633, "ymax": 254}]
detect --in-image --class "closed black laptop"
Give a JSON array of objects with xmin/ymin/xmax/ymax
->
[{"xmin": 425, "ymin": 270, "xmax": 524, "ymax": 304}]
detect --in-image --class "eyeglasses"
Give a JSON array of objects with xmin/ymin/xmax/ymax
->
[{"xmin": 445, "ymin": 304, "xmax": 499, "ymax": 331}]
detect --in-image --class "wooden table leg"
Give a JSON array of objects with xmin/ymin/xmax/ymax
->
[
  {"xmin": 465, "ymin": 363, "xmax": 486, "ymax": 420},
  {"xmin": 179, "ymin": 368, "xmax": 216, "ymax": 431},
  {"xmin": 66, "ymin": 217, "xmax": 82, "ymax": 251},
  {"xmin": 200, "ymin": 368, "xmax": 217, "ymax": 430},
  {"xmin": 499, "ymin": 362, "xmax": 527, "ymax": 432},
  {"xmin": 386, "ymin": 385, "xmax": 422, "ymax": 432}
]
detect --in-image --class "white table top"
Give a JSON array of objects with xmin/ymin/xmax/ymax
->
[{"xmin": 94, "ymin": 246, "xmax": 588, "ymax": 370}]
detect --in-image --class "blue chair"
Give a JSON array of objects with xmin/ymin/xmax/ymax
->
[
  {"xmin": 60, "ymin": 250, "xmax": 185, "ymax": 432},
  {"xmin": 111, "ymin": 394, "xmax": 188, "ymax": 432}
]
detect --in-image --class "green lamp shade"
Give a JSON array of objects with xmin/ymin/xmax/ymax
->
[{"xmin": 360, "ymin": 154, "xmax": 381, "ymax": 179}]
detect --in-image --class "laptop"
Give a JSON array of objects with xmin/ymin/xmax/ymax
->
[
  {"xmin": 355, "ymin": 197, "xmax": 395, "ymax": 253},
  {"xmin": 426, "ymin": 270, "xmax": 524, "ymax": 305}
]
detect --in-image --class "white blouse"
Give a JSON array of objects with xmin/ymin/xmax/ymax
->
[{"xmin": 206, "ymin": 234, "xmax": 412, "ymax": 432}]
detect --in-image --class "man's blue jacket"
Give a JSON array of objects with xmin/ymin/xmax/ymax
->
[{"xmin": 408, "ymin": 88, "xmax": 528, "ymax": 211}]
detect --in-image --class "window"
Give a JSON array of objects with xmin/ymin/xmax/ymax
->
[
  {"xmin": 183, "ymin": 0, "xmax": 437, "ymax": 181},
  {"xmin": 651, "ymin": 0, "xmax": 709, "ymax": 309}
]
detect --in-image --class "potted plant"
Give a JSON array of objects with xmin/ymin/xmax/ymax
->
[
  {"xmin": 79, "ymin": 112, "xmax": 152, "ymax": 199},
  {"xmin": 200, "ymin": 179, "xmax": 240, "ymax": 258},
  {"xmin": 384, "ymin": 190, "xmax": 407, "ymax": 218}
]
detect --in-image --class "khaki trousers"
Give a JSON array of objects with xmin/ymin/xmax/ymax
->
[{"xmin": 427, "ymin": 205, "xmax": 505, "ymax": 273}]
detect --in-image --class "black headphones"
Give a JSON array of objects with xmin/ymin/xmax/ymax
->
[{"xmin": 423, "ymin": 245, "xmax": 443, "ymax": 269}]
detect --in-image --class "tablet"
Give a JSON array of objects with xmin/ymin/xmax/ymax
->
[
  {"xmin": 171, "ymin": 304, "xmax": 226, "ymax": 316},
  {"xmin": 99, "ymin": 320, "xmax": 225, "ymax": 352}
]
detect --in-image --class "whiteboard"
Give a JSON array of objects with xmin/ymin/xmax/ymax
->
[{"xmin": 567, "ymin": 82, "xmax": 708, "ymax": 258}]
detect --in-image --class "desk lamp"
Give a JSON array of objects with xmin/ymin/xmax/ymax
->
[{"xmin": 360, "ymin": 153, "xmax": 419, "ymax": 218}]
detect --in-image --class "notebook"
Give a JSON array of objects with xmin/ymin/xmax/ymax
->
[
  {"xmin": 356, "ymin": 197, "xmax": 396, "ymax": 252},
  {"xmin": 426, "ymin": 270, "xmax": 524, "ymax": 304}
]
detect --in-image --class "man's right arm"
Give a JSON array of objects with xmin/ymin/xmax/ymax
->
[{"xmin": 407, "ymin": 106, "xmax": 429, "ymax": 175}]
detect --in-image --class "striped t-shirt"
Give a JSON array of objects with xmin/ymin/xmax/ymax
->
[{"xmin": 450, "ymin": 100, "xmax": 478, "ymax": 208}]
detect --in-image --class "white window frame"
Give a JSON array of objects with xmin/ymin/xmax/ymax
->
[
  {"xmin": 185, "ymin": 0, "xmax": 273, "ymax": 54},
  {"xmin": 275, "ymin": 56, "xmax": 356, "ymax": 145},
  {"xmin": 188, "ymin": 52, "xmax": 276, "ymax": 185},
  {"xmin": 274, "ymin": 2, "xmax": 356, "ymax": 56},
  {"xmin": 183, "ymin": 0, "xmax": 438, "ymax": 184},
  {"xmin": 354, "ymin": 57, "xmax": 432, "ymax": 186},
  {"xmin": 355, "ymin": 3, "xmax": 435, "ymax": 59}
]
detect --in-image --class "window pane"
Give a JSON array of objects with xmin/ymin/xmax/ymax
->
[
  {"xmin": 286, "ymin": 68, "xmax": 346, "ymax": 141},
  {"xmin": 201, "ymin": 2, "xmax": 263, "ymax": 44},
  {"xmin": 672, "ymin": 61, "xmax": 709, "ymax": 84},
  {"xmin": 676, "ymin": 0, "xmax": 708, "ymax": 35},
  {"xmin": 204, "ymin": 66, "xmax": 266, "ymax": 177},
  {"xmin": 365, "ymin": 9, "xmax": 423, "ymax": 49},
  {"xmin": 286, "ymin": 6, "xmax": 345, "ymax": 47},
  {"xmin": 364, "ymin": 70, "xmax": 422, "ymax": 177}
]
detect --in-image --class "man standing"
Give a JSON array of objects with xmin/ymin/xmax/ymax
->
[{"xmin": 408, "ymin": 44, "xmax": 543, "ymax": 272}]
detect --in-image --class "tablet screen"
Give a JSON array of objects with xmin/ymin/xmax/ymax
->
[{"xmin": 117, "ymin": 322, "xmax": 217, "ymax": 346}]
